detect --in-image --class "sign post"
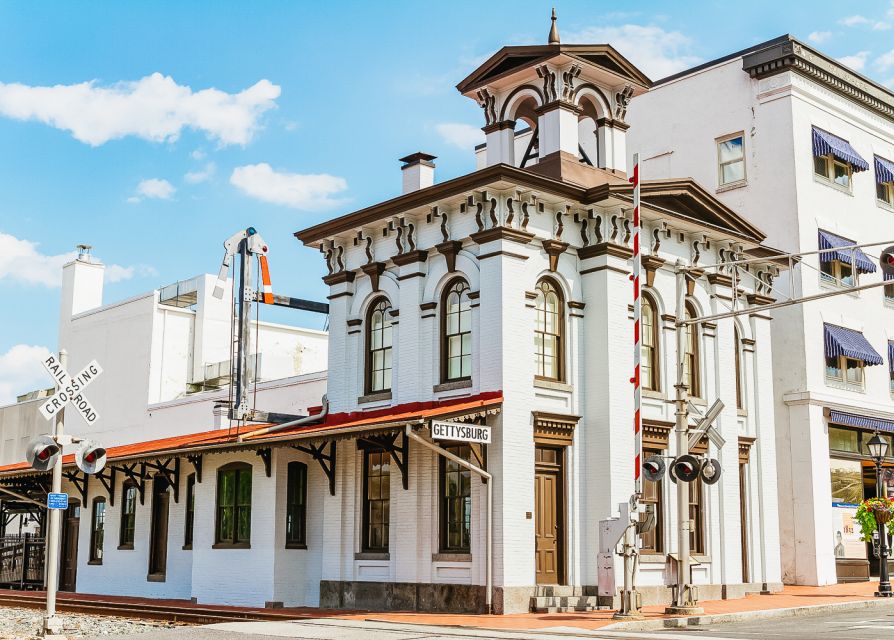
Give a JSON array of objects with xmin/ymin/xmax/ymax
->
[{"xmin": 36, "ymin": 352, "xmax": 104, "ymax": 638}]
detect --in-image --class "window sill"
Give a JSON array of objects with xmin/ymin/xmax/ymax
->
[
  {"xmin": 877, "ymin": 198, "xmax": 894, "ymax": 213},
  {"xmin": 432, "ymin": 552, "xmax": 472, "ymax": 562},
  {"xmin": 212, "ymin": 542, "xmax": 251, "ymax": 550},
  {"xmin": 639, "ymin": 553, "xmax": 667, "ymax": 564},
  {"xmin": 87, "ymin": 560, "xmax": 103, "ymax": 566},
  {"xmin": 117, "ymin": 544, "xmax": 134, "ymax": 551},
  {"xmin": 737, "ymin": 408, "xmax": 748, "ymax": 417},
  {"xmin": 813, "ymin": 174, "xmax": 853, "ymax": 195},
  {"xmin": 642, "ymin": 389, "xmax": 665, "ymax": 400},
  {"xmin": 147, "ymin": 573, "xmax": 166, "ymax": 583},
  {"xmin": 819, "ymin": 278, "xmax": 859, "ymax": 297},
  {"xmin": 358, "ymin": 391, "xmax": 391, "ymax": 405},
  {"xmin": 884, "ymin": 298, "xmax": 894, "ymax": 309},
  {"xmin": 433, "ymin": 379, "xmax": 472, "ymax": 393},
  {"xmin": 716, "ymin": 180, "xmax": 747, "ymax": 193},
  {"xmin": 285, "ymin": 542, "xmax": 308, "ymax": 550},
  {"xmin": 825, "ymin": 379, "xmax": 865, "ymax": 394},
  {"xmin": 533, "ymin": 378, "xmax": 572, "ymax": 393},
  {"xmin": 182, "ymin": 545, "xmax": 192, "ymax": 551},
  {"xmin": 355, "ymin": 551, "xmax": 390, "ymax": 561}
]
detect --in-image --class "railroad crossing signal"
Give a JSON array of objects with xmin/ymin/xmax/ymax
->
[
  {"xmin": 75, "ymin": 440, "xmax": 107, "ymax": 474},
  {"xmin": 37, "ymin": 354, "xmax": 103, "ymax": 426},
  {"xmin": 25, "ymin": 435, "xmax": 61, "ymax": 471}
]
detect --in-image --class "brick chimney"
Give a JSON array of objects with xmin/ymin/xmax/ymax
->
[{"xmin": 399, "ymin": 152, "xmax": 436, "ymax": 194}]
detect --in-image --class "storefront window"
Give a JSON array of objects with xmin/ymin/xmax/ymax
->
[
  {"xmin": 829, "ymin": 427, "xmax": 859, "ymax": 453},
  {"xmin": 830, "ymin": 458, "xmax": 865, "ymax": 560}
]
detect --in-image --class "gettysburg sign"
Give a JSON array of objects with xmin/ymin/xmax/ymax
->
[{"xmin": 38, "ymin": 354, "xmax": 103, "ymax": 426}]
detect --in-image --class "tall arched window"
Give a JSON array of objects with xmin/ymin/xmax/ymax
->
[
  {"xmin": 366, "ymin": 297, "xmax": 393, "ymax": 394},
  {"xmin": 642, "ymin": 294, "xmax": 660, "ymax": 392},
  {"xmin": 442, "ymin": 279, "xmax": 472, "ymax": 381},
  {"xmin": 734, "ymin": 326, "xmax": 744, "ymax": 410},
  {"xmin": 534, "ymin": 278, "xmax": 564, "ymax": 380},
  {"xmin": 683, "ymin": 302, "xmax": 701, "ymax": 398}
]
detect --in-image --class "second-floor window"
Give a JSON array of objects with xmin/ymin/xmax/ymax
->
[
  {"xmin": 534, "ymin": 278, "xmax": 564, "ymax": 381},
  {"xmin": 366, "ymin": 297, "xmax": 393, "ymax": 394},
  {"xmin": 818, "ymin": 230, "xmax": 876, "ymax": 288},
  {"xmin": 717, "ymin": 133, "xmax": 745, "ymax": 186},
  {"xmin": 823, "ymin": 323, "xmax": 882, "ymax": 391},
  {"xmin": 442, "ymin": 279, "xmax": 472, "ymax": 382},
  {"xmin": 683, "ymin": 302, "xmax": 701, "ymax": 398},
  {"xmin": 642, "ymin": 294, "xmax": 660, "ymax": 392},
  {"xmin": 826, "ymin": 354, "xmax": 865, "ymax": 388}
]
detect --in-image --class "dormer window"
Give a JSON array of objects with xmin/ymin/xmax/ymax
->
[
  {"xmin": 876, "ymin": 155, "xmax": 894, "ymax": 208},
  {"xmin": 818, "ymin": 230, "xmax": 876, "ymax": 288},
  {"xmin": 811, "ymin": 127, "xmax": 868, "ymax": 192}
]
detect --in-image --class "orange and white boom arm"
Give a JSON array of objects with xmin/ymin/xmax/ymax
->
[{"xmin": 258, "ymin": 255, "xmax": 274, "ymax": 304}]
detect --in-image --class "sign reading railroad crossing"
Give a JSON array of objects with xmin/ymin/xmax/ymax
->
[
  {"xmin": 431, "ymin": 419, "xmax": 491, "ymax": 444},
  {"xmin": 38, "ymin": 354, "xmax": 103, "ymax": 426}
]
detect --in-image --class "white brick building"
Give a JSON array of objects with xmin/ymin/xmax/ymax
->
[
  {"xmin": 626, "ymin": 35, "xmax": 894, "ymax": 588},
  {"xmin": 1, "ymin": 26, "xmax": 787, "ymax": 614}
]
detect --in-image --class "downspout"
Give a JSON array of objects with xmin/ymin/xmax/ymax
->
[
  {"xmin": 236, "ymin": 395, "xmax": 329, "ymax": 443},
  {"xmin": 406, "ymin": 424, "xmax": 493, "ymax": 614}
]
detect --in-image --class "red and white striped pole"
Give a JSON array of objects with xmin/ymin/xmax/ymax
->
[
  {"xmin": 631, "ymin": 153, "xmax": 642, "ymax": 497},
  {"xmin": 258, "ymin": 254, "xmax": 274, "ymax": 305}
]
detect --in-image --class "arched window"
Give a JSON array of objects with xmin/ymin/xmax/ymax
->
[
  {"xmin": 286, "ymin": 461, "xmax": 308, "ymax": 548},
  {"xmin": 89, "ymin": 497, "xmax": 106, "ymax": 564},
  {"xmin": 734, "ymin": 326, "xmax": 744, "ymax": 410},
  {"xmin": 119, "ymin": 481, "xmax": 137, "ymax": 548},
  {"xmin": 642, "ymin": 294, "xmax": 660, "ymax": 391},
  {"xmin": 442, "ymin": 279, "xmax": 472, "ymax": 382},
  {"xmin": 534, "ymin": 278, "xmax": 564, "ymax": 380},
  {"xmin": 366, "ymin": 297, "xmax": 393, "ymax": 394},
  {"xmin": 683, "ymin": 302, "xmax": 701, "ymax": 398},
  {"xmin": 215, "ymin": 462, "xmax": 252, "ymax": 547}
]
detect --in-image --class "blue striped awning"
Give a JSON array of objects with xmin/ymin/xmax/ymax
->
[
  {"xmin": 818, "ymin": 230, "xmax": 877, "ymax": 273},
  {"xmin": 877, "ymin": 156, "xmax": 894, "ymax": 184},
  {"xmin": 824, "ymin": 323, "xmax": 883, "ymax": 365},
  {"xmin": 830, "ymin": 410, "xmax": 894, "ymax": 433},
  {"xmin": 812, "ymin": 127, "xmax": 869, "ymax": 172}
]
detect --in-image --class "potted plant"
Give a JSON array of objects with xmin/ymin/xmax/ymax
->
[{"xmin": 855, "ymin": 497, "xmax": 894, "ymax": 541}]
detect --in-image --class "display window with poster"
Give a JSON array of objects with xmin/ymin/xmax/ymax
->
[{"xmin": 830, "ymin": 458, "xmax": 865, "ymax": 560}]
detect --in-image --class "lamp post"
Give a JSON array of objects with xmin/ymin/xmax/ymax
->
[{"xmin": 867, "ymin": 432, "xmax": 892, "ymax": 598}]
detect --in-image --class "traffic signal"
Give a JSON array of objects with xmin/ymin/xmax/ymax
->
[
  {"xmin": 26, "ymin": 435, "xmax": 61, "ymax": 472},
  {"xmin": 642, "ymin": 455, "xmax": 666, "ymax": 482},
  {"xmin": 701, "ymin": 458, "xmax": 722, "ymax": 485},
  {"xmin": 671, "ymin": 454, "xmax": 703, "ymax": 483},
  {"xmin": 881, "ymin": 246, "xmax": 894, "ymax": 278},
  {"xmin": 75, "ymin": 440, "xmax": 107, "ymax": 475}
]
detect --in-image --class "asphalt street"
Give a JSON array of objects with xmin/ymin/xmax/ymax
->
[{"xmin": 84, "ymin": 607, "xmax": 894, "ymax": 640}]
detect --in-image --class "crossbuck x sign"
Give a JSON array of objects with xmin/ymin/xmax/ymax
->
[{"xmin": 38, "ymin": 354, "xmax": 103, "ymax": 426}]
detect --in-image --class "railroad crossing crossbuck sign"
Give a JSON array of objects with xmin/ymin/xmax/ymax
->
[{"xmin": 37, "ymin": 354, "xmax": 103, "ymax": 426}]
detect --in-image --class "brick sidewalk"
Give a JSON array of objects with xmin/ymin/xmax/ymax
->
[{"xmin": 2, "ymin": 581, "xmax": 887, "ymax": 632}]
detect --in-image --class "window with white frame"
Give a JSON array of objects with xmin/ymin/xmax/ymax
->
[
  {"xmin": 876, "ymin": 155, "xmax": 894, "ymax": 208},
  {"xmin": 811, "ymin": 127, "xmax": 869, "ymax": 192},
  {"xmin": 717, "ymin": 134, "xmax": 746, "ymax": 186},
  {"xmin": 814, "ymin": 154, "xmax": 852, "ymax": 190}
]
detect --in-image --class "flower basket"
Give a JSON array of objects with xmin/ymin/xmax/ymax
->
[{"xmin": 856, "ymin": 497, "xmax": 894, "ymax": 540}]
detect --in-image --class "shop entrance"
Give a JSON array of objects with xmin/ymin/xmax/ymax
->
[{"xmin": 534, "ymin": 445, "xmax": 564, "ymax": 585}]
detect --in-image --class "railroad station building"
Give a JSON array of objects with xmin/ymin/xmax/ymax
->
[{"xmin": 1, "ymin": 24, "xmax": 788, "ymax": 613}]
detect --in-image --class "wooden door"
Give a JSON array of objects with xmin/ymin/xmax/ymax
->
[
  {"xmin": 59, "ymin": 501, "xmax": 80, "ymax": 592},
  {"xmin": 148, "ymin": 480, "xmax": 169, "ymax": 578},
  {"xmin": 739, "ymin": 463, "xmax": 749, "ymax": 583},
  {"xmin": 535, "ymin": 446, "xmax": 564, "ymax": 585}
]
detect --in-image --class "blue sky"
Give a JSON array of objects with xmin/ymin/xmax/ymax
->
[{"xmin": 2, "ymin": 0, "xmax": 894, "ymax": 402}]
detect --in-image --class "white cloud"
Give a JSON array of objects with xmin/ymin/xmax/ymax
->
[
  {"xmin": 435, "ymin": 123, "xmax": 484, "ymax": 150},
  {"xmin": 191, "ymin": 149, "xmax": 206, "ymax": 161},
  {"xmin": 837, "ymin": 51, "xmax": 871, "ymax": 71},
  {"xmin": 0, "ymin": 73, "xmax": 280, "ymax": 147},
  {"xmin": 0, "ymin": 231, "xmax": 148, "ymax": 287},
  {"xmin": 131, "ymin": 178, "xmax": 176, "ymax": 201},
  {"xmin": 808, "ymin": 31, "xmax": 832, "ymax": 44},
  {"xmin": 839, "ymin": 15, "xmax": 890, "ymax": 30},
  {"xmin": 876, "ymin": 49, "xmax": 894, "ymax": 71},
  {"xmin": 230, "ymin": 164, "xmax": 348, "ymax": 211},
  {"xmin": 563, "ymin": 24, "xmax": 701, "ymax": 79},
  {"xmin": 0, "ymin": 344, "xmax": 54, "ymax": 405},
  {"xmin": 184, "ymin": 162, "xmax": 216, "ymax": 184}
]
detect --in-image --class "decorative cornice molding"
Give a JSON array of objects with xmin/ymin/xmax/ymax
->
[
  {"xmin": 322, "ymin": 270, "xmax": 356, "ymax": 286},
  {"xmin": 578, "ymin": 241, "xmax": 633, "ymax": 261},
  {"xmin": 392, "ymin": 250, "xmax": 428, "ymax": 266},
  {"xmin": 743, "ymin": 38, "xmax": 894, "ymax": 123}
]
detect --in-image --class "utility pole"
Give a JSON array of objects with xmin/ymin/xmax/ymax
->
[
  {"xmin": 43, "ymin": 349, "xmax": 65, "ymax": 638},
  {"xmin": 667, "ymin": 263, "xmax": 702, "ymax": 615}
]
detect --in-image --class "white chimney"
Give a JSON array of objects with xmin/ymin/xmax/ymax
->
[
  {"xmin": 58, "ymin": 245, "xmax": 104, "ymax": 349},
  {"xmin": 212, "ymin": 403, "xmax": 229, "ymax": 429},
  {"xmin": 400, "ymin": 152, "xmax": 436, "ymax": 194}
]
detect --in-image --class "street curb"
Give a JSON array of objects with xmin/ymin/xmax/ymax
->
[{"xmin": 601, "ymin": 597, "xmax": 894, "ymax": 631}]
